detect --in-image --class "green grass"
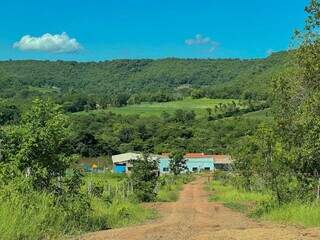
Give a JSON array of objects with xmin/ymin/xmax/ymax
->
[
  {"xmin": 83, "ymin": 172, "xmax": 127, "ymax": 186},
  {"xmin": 209, "ymin": 181, "xmax": 320, "ymax": 228},
  {"xmin": 156, "ymin": 184, "xmax": 182, "ymax": 202},
  {"xmin": 262, "ymin": 202, "xmax": 320, "ymax": 228},
  {"xmin": 0, "ymin": 173, "xmax": 158, "ymax": 240},
  {"xmin": 208, "ymin": 181, "xmax": 271, "ymax": 212},
  {"xmin": 156, "ymin": 174, "xmax": 195, "ymax": 202},
  {"xmin": 91, "ymin": 197, "xmax": 157, "ymax": 228},
  {"xmin": 0, "ymin": 191, "xmax": 91, "ymax": 240},
  {"xmin": 88, "ymin": 98, "xmax": 240, "ymax": 117},
  {"xmin": 242, "ymin": 108, "xmax": 272, "ymax": 120}
]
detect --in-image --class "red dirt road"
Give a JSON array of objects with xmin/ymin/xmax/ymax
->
[{"xmin": 81, "ymin": 178, "xmax": 320, "ymax": 240}]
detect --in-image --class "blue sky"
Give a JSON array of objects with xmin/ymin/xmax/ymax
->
[{"xmin": 0, "ymin": 0, "xmax": 309, "ymax": 61}]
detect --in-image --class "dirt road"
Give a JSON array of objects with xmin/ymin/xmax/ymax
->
[{"xmin": 81, "ymin": 178, "xmax": 320, "ymax": 240}]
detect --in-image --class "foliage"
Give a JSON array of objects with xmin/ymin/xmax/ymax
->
[
  {"xmin": 0, "ymin": 52, "xmax": 291, "ymax": 111},
  {"xmin": 130, "ymin": 154, "xmax": 159, "ymax": 202},
  {"xmin": 1, "ymin": 99, "xmax": 80, "ymax": 193},
  {"xmin": 68, "ymin": 109, "xmax": 263, "ymax": 157},
  {"xmin": 169, "ymin": 152, "xmax": 187, "ymax": 175},
  {"xmin": 0, "ymin": 99, "xmax": 100, "ymax": 239},
  {"xmin": 0, "ymin": 100, "xmax": 21, "ymax": 125},
  {"xmin": 209, "ymin": 179, "xmax": 320, "ymax": 228},
  {"xmin": 232, "ymin": 0, "xmax": 320, "ymax": 205}
]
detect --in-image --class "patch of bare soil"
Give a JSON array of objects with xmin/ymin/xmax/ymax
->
[{"xmin": 80, "ymin": 178, "xmax": 320, "ymax": 240}]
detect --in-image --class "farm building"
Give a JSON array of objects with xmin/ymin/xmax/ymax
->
[
  {"xmin": 159, "ymin": 153, "xmax": 214, "ymax": 174},
  {"xmin": 212, "ymin": 154, "xmax": 233, "ymax": 170},
  {"xmin": 112, "ymin": 152, "xmax": 160, "ymax": 173},
  {"xmin": 112, "ymin": 152, "xmax": 232, "ymax": 174},
  {"xmin": 112, "ymin": 152, "xmax": 140, "ymax": 173}
]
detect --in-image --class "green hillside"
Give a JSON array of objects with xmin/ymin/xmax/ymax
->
[{"xmin": 0, "ymin": 51, "xmax": 292, "ymax": 107}]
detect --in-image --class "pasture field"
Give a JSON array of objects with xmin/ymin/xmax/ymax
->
[{"xmin": 100, "ymin": 98, "xmax": 239, "ymax": 117}]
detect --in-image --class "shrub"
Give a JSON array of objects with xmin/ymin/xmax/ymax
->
[{"xmin": 130, "ymin": 154, "xmax": 159, "ymax": 202}]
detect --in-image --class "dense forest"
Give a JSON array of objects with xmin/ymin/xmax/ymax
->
[{"xmin": 0, "ymin": 51, "xmax": 291, "ymax": 110}]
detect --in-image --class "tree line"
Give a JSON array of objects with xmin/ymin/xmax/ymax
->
[
  {"xmin": 233, "ymin": 0, "xmax": 320, "ymax": 205},
  {"xmin": 0, "ymin": 50, "xmax": 290, "ymax": 111}
]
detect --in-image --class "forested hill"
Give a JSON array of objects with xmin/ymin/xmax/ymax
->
[{"xmin": 0, "ymin": 51, "xmax": 292, "ymax": 106}]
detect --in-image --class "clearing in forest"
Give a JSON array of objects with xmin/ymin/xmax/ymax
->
[{"xmin": 103, "ymin": 98, "xmax": 239, "ymax": 117}]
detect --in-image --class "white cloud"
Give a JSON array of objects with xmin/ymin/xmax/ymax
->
[
  {"xmin": 13, "ymin": 32, "xmax": 82, "ymax": 53},
  {"xmin": 185, "ymin": 34, "xmax": 218, "ymax": 52}
]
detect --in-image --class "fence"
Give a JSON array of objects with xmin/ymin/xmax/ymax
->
[{"xmin": 87, "ymin": 178, "xmax": 135, "ymax": 200}]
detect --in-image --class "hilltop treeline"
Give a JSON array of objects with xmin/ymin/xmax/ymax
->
[{"xmin": 0, "ymin": 51, "xmax": 291, "ymax": 109}]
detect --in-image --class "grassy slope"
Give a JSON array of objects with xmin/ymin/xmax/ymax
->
[
  {"xmin": 80, "ymin": 98, "xmax": 239, "ymax": 117},
  {"xmin": 208, "ymin": 181, "xmax": 320, "ymax": 228},
  {"xmin": 242, "ymin": 109, "xmax": 272, "ymax": 120}
]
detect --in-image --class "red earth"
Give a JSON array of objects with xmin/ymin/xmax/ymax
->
[{"xmin": 80, "ymin": 178, "xmax": 320, "ymax": 240}]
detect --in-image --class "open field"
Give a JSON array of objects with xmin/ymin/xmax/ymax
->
[{"xmin": 81, "ymin": 98, "xmax": 240, "ymax": 117}]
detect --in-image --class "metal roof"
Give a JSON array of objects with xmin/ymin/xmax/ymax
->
[
  {"xmin": 112, "ymin": 152, "xmax": 161, "ymax": 164},
  {"xmin": 112, "ymin": 153, "xmax": 141, "ymax": 164},
  {"xmin": 184, "ymin": 153, "xmax": 213, "ymax": 158},
  {"xmin": 213, "ymin": 155, "xmax": 232, "ymax": 164}
]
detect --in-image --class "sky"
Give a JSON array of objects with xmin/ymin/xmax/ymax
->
[{"xmin": 0, "ymin": 0, "xmax": 310, "ymax": 61}]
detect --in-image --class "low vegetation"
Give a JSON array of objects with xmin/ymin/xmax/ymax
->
[
  {"xmin": 156, "ymin": 174, "xmax": 195, "ymax": 202},
  {"xmin": 209, "ymin": 177, "xmax": 320, "ymax": 228},
  {"xmin": 105, "ymin": 98, "xmax": 240, "ymax": 117},
  {"xmin": 262, "ymin": 202, "xmax": 320, "ymax": 227},
  {"xmin": 214, "ymin": 1, "xmax": 320, "ymax": 229},
  {"xmin": 209, "ymin": 181, "xmax": 270, "ymax": 208}
]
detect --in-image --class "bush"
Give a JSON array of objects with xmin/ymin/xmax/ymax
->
[{"xmin": 130, "ymin": 154, "xmax": 159, "ymax": 202}]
